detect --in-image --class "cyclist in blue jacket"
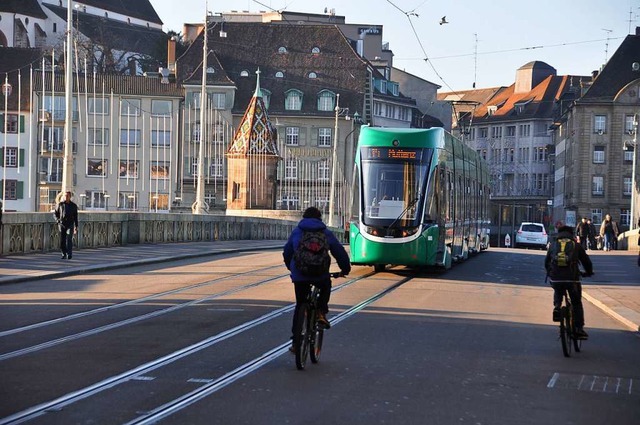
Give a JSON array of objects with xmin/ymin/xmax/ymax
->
[{"xmin": 283, "ymin": 207, "xmax": 351, "ymax": 339}]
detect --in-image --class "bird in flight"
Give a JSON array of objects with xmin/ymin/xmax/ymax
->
[{"xmin": 439, "ymin": 16, "xmax": 448, "ymax": 25}]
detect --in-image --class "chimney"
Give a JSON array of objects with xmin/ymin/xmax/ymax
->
[
  {"xmin": 167, "ymin": 36, "xmax": 177, "ymax": 74},
  {"xmin": 591, "ymin": 70, "xmax": 599, "ymax": 80}
]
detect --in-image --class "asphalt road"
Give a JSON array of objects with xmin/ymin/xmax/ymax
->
[{"xmin": 0, "ymin": 248, "xmax": 638, "ymax": 425}]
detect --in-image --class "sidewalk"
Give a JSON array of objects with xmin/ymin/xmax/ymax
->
[
  {"xmin": 0, "ymin": 240, "xmax": 285, "ymax": 284},
  {"xmin": 0, "ymin": 242, "xmax": 638, "ymax": 333}
]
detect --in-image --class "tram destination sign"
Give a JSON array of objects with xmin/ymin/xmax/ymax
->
[{"xmin": 362, "ymin": 147, "xmax": 424, "ymax": 161}]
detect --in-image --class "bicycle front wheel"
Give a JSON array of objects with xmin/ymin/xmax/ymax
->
[
  {"xmin": 310, "ymin": 310, "xmax": 324, "ymax": 364},
  {"xmin": 294, "ymin": 305, "xmax": 310, "ymax": 370}
]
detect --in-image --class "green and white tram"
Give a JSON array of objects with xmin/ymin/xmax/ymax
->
[{"xmin": 348, "ymin": 126, "xmax": 490, "ymax": 271}]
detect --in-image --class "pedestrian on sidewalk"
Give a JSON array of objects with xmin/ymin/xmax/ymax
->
[
  {"xmin": 54, "ymin": 191, "xmax": 79, "ymax": 260},
  {"xmin": 586, "ymin": 218, "xmax": 597, "ymax": 250},
  {"xmin": 599, "ymin": 214, "xmax": 617, "ymax": 251},
  {"xmin": 576, "ymin": 217, "xmax": 589, "ymax": 250}
]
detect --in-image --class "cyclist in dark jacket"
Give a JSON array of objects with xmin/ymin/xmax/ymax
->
[
  {"xmin": 283, "ymin": 207, "xmax": 351, "ymax": 334},
  {"xmin": 545, "ymin": 225, "xmax": 593, "ymax": 339}
]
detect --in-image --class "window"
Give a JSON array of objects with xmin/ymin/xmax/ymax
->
[
  {"xmin": 280, "ymin": 194, "xmax": 299, "ymax": 210},
  {"xmin": 190, "ymin": 157, "xmax": 198, "ymax": 176},
  {"xmin": 119, "ymin": 160, "xmax": 139, "ymax": 178},
  {"xmin": 308, "ymin": 72, "xmax": 317, "ymax": 79},
  {"xmin": 624, "ymin": 149, "xmax": 634, "ymax": 162},
  {"xmin": 399, "ymin": 107, "xmax": 409, "ymax": 121},
  {"xmin": 149, "ymin": 194, "xmax": 169, "ymax": 212},
  {"xmin": 120, "ymin": 129, "xmax": 140, "ymax": 147},
  {"xmin": 285, "ymin": 159, "xmax": 297, "ymax": 180},
  {"xmin": 151, "ymin": 100, "xmax": 172, "ymax": 116},
  {"xmin": 506, "ymin": 126, "xmax": 516, "ymax": 137},
  {"xmin": 390, "ymin": 83, "xmax": 399, "ymax": 96},
  {"xmin": 620, "ymin": 208, "xmax": 631, "ymax": 228},
  {"xmin": 89, "ymin": 128, "xmax": 109, "ymax": 146},
  {"xmin": 318, "ymin": 128, "xmax": 332, "ymax": 147},
  {"xmin": 593, "ymin": 146, "xmax": 605, "ymax": 163},
  {"xmin": 534, "ymin": 146, "xmax": 548, "ymax": 162},
  {"xmin": 519, "ymin": 124, "xmax": 531, "ymax": 137},
  {"xmin": 591, "ymin": 209, "xmax": 603, "ymax": 225},
  {"xmin": 118, "ymin": 192, "xmax": 138, "ymax": 210},
  {"xmin": 3, "ymin": 180, "xmax": 20, "ymax": 200},
  {"xmin": 491, "ymin": 126, "xmax": 502, "ymax": 138},
  {"xmin": 318, "ymin": 159, "xmax": 330, "ymax": 181},
  {"xmin": 625, "ymin": 114, "xmax": 636, "ymax": 134},
  {"xmin": 4, "ymin": 147, "xmax": 18, "ymax": 167},
  {"xmin": 190, "ymin": 123, "xmax": 201, "ymax": 142},
  {"xmin": 88, "ymin": 98, "xmax": 109, "ymax": 115},
  {"xmin": 479, "ymin": 127, "xmax": 488, "ymax": 138},
  {"xmin": 624, "ymin": 177, "xmax": 632, "ymax": 196},
  {"xmin": 275, "ymin": 71, "xmax": 284, "ymax": 78},
  {"xmin": 151, "ymin": 161, "xmax": 170, "ymax": 179},
  {"xmin": 373, "ymin": 102, "xmax": 383, "ymax": 117},
  {"xmin": 311, "ymin": 47, "xmax": 320, "ymax": 54},
  {"xmin": 210, "ymin": 157, "xmax": 223, "ymax": 177},
  {"xmin": 592, "ymin": 175, "xmax": 604, "ymax": 196},
  {"xmin": 121, "ymin": 99, "xmax": 141, "ymax": 116},
  {"xmin": 39, "ymin": 157, "xmax": 63, "ymax": 182},
  {"xmin": 285, "ymin": 127, "xmax": 299, "ymax": 146},
  {"xmin": 43, "ymin": 95, "xmax": 78, "ymax": 120},
  {"xmin": 240, "ymin": 70, "xmax": 249, "ymax": 77},
  {"xmin": 594, "ymin": 115, "xmax": 606, "ymax": 133},
  {"xmin": 1, "ymin": 114, "xmax": 20, "ymax": 133},
  {"xmin": 151, "ymin": 130, "xmax": 171, "ymax": 147},
  {"xmin": 210, "ymin": 92, "xmax": 226, "ymax": 109},
  {"xmin": 87, "ymin": 158, "xmax": 107, "ymax": 176},
  {"xmin": 518, "ymin": 147, "xmax": 529, "ymax": 162},
  {"xmin": 285, "ymin": 89, "xmax": 303, "ymax": 110},
  {"xmin": 278, "ymin": 46, "xmax": 287, "ymax": 54}
]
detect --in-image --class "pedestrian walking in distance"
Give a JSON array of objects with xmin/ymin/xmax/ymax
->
[{"xmin": 54, "ymin": 191, "xmax": 79, "ymax": 259}]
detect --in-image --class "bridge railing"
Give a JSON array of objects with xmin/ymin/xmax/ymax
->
[{"xmin": 0, "ymin": 212, "xmax": 307, "ymax": 256}]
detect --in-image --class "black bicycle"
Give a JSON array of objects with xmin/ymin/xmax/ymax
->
[
  {"xmin": 555, "ymin": 271, "xmax": 590, "ymax": 357},
  {"xmin": 293, "ymin": 272, "xmax": 343, "ymax": 370}
]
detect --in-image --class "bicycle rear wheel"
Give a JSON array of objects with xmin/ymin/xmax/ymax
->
[
  {"xmin": 560, "ymin": 306, "xmax": 572, "ymax": 357},
  {"xmin": 569, "ymin": 310, "xmax": 581, "ymax": 353},
  {"xmin": 310, "ymin": 310, "xmax": 324, "ymax": 364},
  {"xmin": 294, "ymin": 305, "xmax": 310, "ymax": 370}
]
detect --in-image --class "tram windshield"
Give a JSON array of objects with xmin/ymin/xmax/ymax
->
[{"xmin": 361, "ymin": 147, "xmax": 432, "ymax": 227}]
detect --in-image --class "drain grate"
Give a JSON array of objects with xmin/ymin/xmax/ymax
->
[{"xmin": 547, "ymin": 373, "xmax": 635, "ymax": 395}]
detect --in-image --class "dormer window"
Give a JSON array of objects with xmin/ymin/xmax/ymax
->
[
  {"xmin": 514, "ymin": 99, "xmax": 532, "ymax": 114},
  {"xmin": 487, "ymin": 106, "xmax": 497, "ymax": 116},
  {"xmin": 308, "ymin": 72, "xmax": 317, "ymax": 79},
  {"xmin": 240, "ymin": 70, "xmax": 249, "ymax": 77},
  {"xmin": 275, "ymin": 71, "xmax": 284, "ymax": 78},
  {"xmin": 390, "ymin": 82, "xmax": 399, "ymax": 96},
  {"xmin": 206, "ymin": 67, "xmax": 215, "ymax": 74},
  {"xmin": 285, "ymin": 89, "xmax": 303, "ymax": 110},
  {"xmin": 311, "ymin": 47, "xmax": 320, "ymax": 54},
  {"xmin": 380, "ymin": 80, "xmax": 387, "ymax": 94},
  {"xmin": 317, "ymin": 90, "xmax": 335, "ymax": 111},
  {"xmin": 278, "ymin": 46, "xmax": 287, "ymax": 54},
  {"xmin": 261, "ymin": 89, "xmax": 271, "ymax": 109}
]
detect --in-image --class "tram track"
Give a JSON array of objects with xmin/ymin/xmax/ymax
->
[
  {"xmin": 0, "ymin": 271, "xmax": 398, "ymax": 425},
  {"xmin": 0, "ymin": 267, "xmax": 289, "ymax": 362},
  {"xmin": 0, "ymin": 264, "xmax": 283, "ymax": 339}
]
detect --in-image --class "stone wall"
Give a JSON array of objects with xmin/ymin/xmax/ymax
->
[{"xmin": 0, "ymin": 212, "xmax": 306, "ymax": 256}]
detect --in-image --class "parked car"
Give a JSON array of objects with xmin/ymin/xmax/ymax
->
[{"xmin": 514, "ymin": 222, "xmax": 548, "ymax": 249}]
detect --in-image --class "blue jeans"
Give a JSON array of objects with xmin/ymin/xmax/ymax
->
[
  {"xmin": 603, "ymin": 233, "xmax": 614, "ymax": 250},
  {"xmin": 59, "ymin": 225, "xmax": 74, "ymax": 256}
]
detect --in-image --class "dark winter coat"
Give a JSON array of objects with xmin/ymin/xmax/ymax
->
[
  {"xmin": 54, "ymin": 201, "xmax": 79, "ymax": 229},
  {"xmin": 283, "ymin": 217, "xmax": 351, "ymax": 282},
  {"xmin": 544, "ymin": 230, "xmax": 593, "ymax": 281}
]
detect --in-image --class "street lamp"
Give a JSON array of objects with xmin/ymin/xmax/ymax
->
[
  {"xmin": 630, "ymin": 115, "xmax": 638, "ymax": 230},
  {"xmin": 328, "ymin": 93, "xmax": 350, "ymax": 227}
]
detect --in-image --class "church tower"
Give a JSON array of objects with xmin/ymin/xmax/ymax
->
[{"xmin": 226, "ymin": 69, "xmax": 280, "ymax": 209}]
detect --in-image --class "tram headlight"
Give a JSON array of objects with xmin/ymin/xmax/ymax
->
[
  {"xmin": 402, "ymin": 227, "xmax": 419, "ymax": 237},
  {"xmin": 364, "ymin": 226, "xmax": 379, "ymax": 236}
]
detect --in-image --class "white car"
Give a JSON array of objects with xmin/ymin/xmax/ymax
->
[{"xmin": 515, "ymin": 222, "xmax": 548, "ymax": 249}]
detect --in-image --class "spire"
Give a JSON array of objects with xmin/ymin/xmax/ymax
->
[
  {"xmin": 253, "ymin": 67, "xmax": 262, "ymax": 98},
  {"xmin": 227, "ymin": 69, "xmax": 279, "ymax": 157}
]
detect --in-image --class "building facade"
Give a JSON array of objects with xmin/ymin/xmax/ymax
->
[{"xmin": 552, "ymin": 31, "xmax": 640, "ymax": 231}]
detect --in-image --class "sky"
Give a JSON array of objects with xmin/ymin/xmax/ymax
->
[{"xmin": 149, "ymin": 0, "xmax": 637, "ymax": 92}]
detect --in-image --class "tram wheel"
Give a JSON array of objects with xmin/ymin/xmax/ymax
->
[{"xmin": 374, "ymin": 264, "xmax": 386, "ymax": 272}]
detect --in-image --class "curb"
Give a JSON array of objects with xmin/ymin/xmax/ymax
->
[{"xmin": 583, "ymin": 289, "xmax": 640, "ymax": 333}]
